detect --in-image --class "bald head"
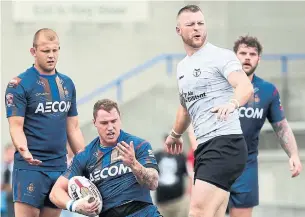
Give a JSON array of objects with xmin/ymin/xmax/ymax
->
[{"xmin": 33, "ymin": 28, "xmax": 59, "ymax": 48}]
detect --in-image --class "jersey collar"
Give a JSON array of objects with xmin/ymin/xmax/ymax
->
[
  {"xmin": 251, "ymin": 74, "xmax": 257, "ymax": 84},
  {"xmin": 98, "ymin": 130, "xmax": 125, "ymax": 149},
  {"xmin": 31, "ymin": 64, "xmax": 58, "ymax": 77}
]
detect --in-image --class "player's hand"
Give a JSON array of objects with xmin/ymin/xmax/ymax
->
[
  {"xmin": 211, "ymin": 103, "xmax": 236, "ymax": 121},
  {"xmin": 289, "ymin": 154, "xmax": 302, "ymax": 178},
  {"xmin": 164, "ymin": 135, "xmax": 183, "ymax": 155},
  {"xmin": 73, "ymin": 195, "xmax": 101, "ymax": 217},
  {"xmin": 18, "ymin": 146, "xmax": 42, "ymax": 165},
  {"xmin": 115, "ymin": 141, "xmax": 137, "ymax": 167}
]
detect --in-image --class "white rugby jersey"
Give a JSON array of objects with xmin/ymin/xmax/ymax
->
[{"xmin": 177, "ymin": 42, "xmax": 243, "ymax": 144}]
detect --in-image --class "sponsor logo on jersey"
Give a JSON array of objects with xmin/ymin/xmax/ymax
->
[
  {"xmin": 148, "ymin": 149, "xmax": 154, "ymax": 157},
  {"xmin": 89, "ymin": 164, "xmax": 132, "ymax": 181},
  {"xmin": 279, "ymin": 98, "xmax": 283, "ymax": 111},
  {"xmin": 35, "ymin": 101, "xmax": 71, "ymax": 113},
  {"xmin": 193, "ymin": 68, "xmax": 201, "ymax": 77},
  {"xmin": 182, "ymin": 90, "xmax": 206, "ymax": 103},
  {"xmin": 36, "ymin": 80, "xmax": 46, "ymax": 87},
  {"xmin": 8, "ymin": 77, "xmax": 21, "ymax": 88},
  {"xmin": 35, "ymin": 92, "xmax": 50, "ymax": 96},
  {"xmin": 6, "ymin": 93, "xmax": 14, "ymax": 107},
  {"xmin": 64, "ymin": 87, "xmax": 69, "ymax": 95},
  {"xmin": 239, "ymin": 107, "xmax": 264, "ymax": 119}
]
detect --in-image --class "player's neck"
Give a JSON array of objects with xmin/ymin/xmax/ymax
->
[
  {"xmin": 99, "ymin": 143, "xmax": 110, "ymax": 148},
  {"xmin": 99, "ymin": 138, "xmax": 115, "ymax": 148},
  {"xmin": 34, "ymin": 64, "xmax": 56, "ymax": 76},
  {"xmin": 248, "ymin": 73, "xmax": 255, "ymax": 81},
  {"xmin": 185, "ymin": 41, "xmax": 207, "ymax": 56}
]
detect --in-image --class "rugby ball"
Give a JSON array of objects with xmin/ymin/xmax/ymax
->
[{"xmin": 68, "ymin": 176, "xmax": 102, "ymax": 214}]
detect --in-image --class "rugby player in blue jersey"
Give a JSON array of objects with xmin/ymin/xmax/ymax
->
[
  {"xmin": 50, "ymin": 99, "xmax": 161, "ymax": 217},
  {"xmin": 228, "ymin": 35, "xmax": 303, "ymax": 217},
  {"xmin": 5, "ymin": 28, "xmax": 85, "ymax": 217}
]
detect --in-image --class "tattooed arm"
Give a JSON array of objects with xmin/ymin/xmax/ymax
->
[
  {"xmin": 130, "ymin": 160, "xmax": 159, "ymax": 190},
  {"xmin": 271, "ymin": 118, "xmax": 299, "ymax": 157},
  {"xmin": 271, "ymin": 119, "xmax": 302, "ymax": 177},
  {"xmin": 115, "ymin": 141, "xmax": 159, "ymax": 190}
]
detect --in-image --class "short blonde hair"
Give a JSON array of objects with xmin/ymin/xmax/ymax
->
[
  {"xmin": 93, "ymin": 99, "xmax": 121, "ymax": 119},
  {"xmin": 33, "ymin": 28, "xmax": 59, "ymax": 48}
]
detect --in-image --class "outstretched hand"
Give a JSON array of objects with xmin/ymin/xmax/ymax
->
[
  {"xmin": 211, "ymin": 103, "xmax": 236, "ymax": 121},
  {"xmin": 115, "ymin": 141, "xmax": 137, "ymax": 167},
  {"xmin": 18, "ymin": 146, "xmax": 42, "ymax": 165}
]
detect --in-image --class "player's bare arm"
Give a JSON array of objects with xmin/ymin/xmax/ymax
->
[
  {"xmin": 173, "ymin": 94, "xmax": 192, "ymax": 134},
  {"xmin": 164, "ymin": 94, "xmax": 192, "ymax": 154},
  {"xmin": 228, "ymin": 69, "xmax": 254, "ymax": 106},
  {"xmin": 115, "ymin": 141, "xmax": 159, "ymax": 190},
  {"xmin": 50, "ymin": 176, "xmax": 73, "ymax": 209},
  {"xmin": 67, "ymin": 116, "xmax": 85, "ymax": 154},
  {"xmin": 8, "ymin": 116, "xmax": 42, "ymax": 165},
  {"xmin": 50, "ymin": 176, "xmax": 100, "ymax": 217},
  {"xmin": 211, "ymin": 69, "xmax": 254, "ymax": 120},
  {"xmin": 271, "ymin": 119, "xmax": 302, "ymax": 177}
]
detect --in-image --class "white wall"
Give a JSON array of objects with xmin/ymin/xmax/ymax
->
[{"xmin": 258, "ymin": 150, "xmax": 305, "ymax": 207}]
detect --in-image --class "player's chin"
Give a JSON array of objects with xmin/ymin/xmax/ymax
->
[
  {"xmin": 242, "ymin": 67, "xmax": 251, "ymax": 74},
  {"xmin": 43, "ymin": 65, "xmax": 56, "ymax": 72},
  {"xmin": 192, "ymin": 40, "xmax": 204, "ymax": 48},
  {"xmin": 105, "ymin": 137, "xmax": 118, "ymax": 145},
  {"xmin": 245, "ymin": 70, "xmax": 255, "ymax": 76}
]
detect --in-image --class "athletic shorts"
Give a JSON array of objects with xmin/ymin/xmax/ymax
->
[
  {"xmin": 229, "ymin": 154, "xmax": 259, "ymax": 208},
  {"xmin": 127, "ymin": 205, "xmax": 162, "ymax": 217},
  {"xmin": 102, "ymin": 202, "xmax": 162, "ymax": 217},
  {"xmin": 194, "ymin": 134, "xmax": 247, "ymax": 191},
  {"xmin": 13, "ymin": 168, "xmax": 63, "ymax": 209}
]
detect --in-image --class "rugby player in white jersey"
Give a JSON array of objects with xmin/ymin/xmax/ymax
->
[{"xmin": 164, "ymin": 5, "xmax": 253, "ymax": 217}]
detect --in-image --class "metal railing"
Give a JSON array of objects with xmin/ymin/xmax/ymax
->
[{"xmin": 77, "ymin": 53, "xmax": 305, "ymax": 106}]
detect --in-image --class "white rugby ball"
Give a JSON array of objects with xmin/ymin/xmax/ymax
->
[{"xmin": 68, "ymin": 176, "xmax": 103, "ymax": 214}]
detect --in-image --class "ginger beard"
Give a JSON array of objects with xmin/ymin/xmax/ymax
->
[{"xmin": 181, "ymin": 31, "xmax": 207, "ymax": 49}]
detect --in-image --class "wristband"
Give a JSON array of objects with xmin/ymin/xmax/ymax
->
[
  {"xmin": 66, "ymin": 200, "xmax": 75, "ymax": 212},
  {"xmin": 229, "ymin": 102, "xmax": 236, "ymax": 109},
  {"xmin": 170, "ymin": 129, "xmax": 182, "ymax": 139},
  {"xmin": 229, "ymin": 99, "xmax": 240, "ymax": 109},
  {"xmin": 169, "ymin": 134, "xmax": 178, "ymax": 140},
  {"xmin": 71, "ymin": 201, "xmax": 78, "ymax": 212}
]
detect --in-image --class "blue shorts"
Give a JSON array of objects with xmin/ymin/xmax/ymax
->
[
  {"xmin": 229, "ymin": 157, "xmax": 259, "ymax": 208},
  {"xmin": 13, "ymin": 169, "xmax": 63, "ymax": 209},
  {"xmin": 127, "ymin": 205, "xmax": 162, "ymax": 217}
]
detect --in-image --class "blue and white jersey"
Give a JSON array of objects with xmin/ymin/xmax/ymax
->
[{"xmin": 5, "ymin": 66, "xmax": 78, "ymax": 171}]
